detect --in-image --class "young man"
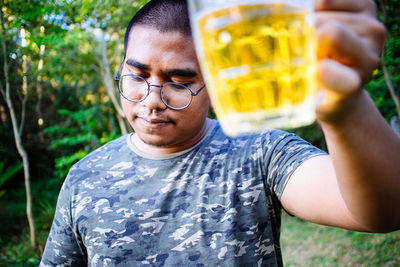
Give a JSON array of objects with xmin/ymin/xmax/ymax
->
[{"xmin": 41, "ymin": 0, "xmax": 400, "ymax": 266}]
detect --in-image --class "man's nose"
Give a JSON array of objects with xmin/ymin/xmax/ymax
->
[{"xmin": 141, "ymin": 84, "xmax": 167, "ymax": 110}]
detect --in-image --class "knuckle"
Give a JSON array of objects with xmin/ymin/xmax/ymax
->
[
  {"xmin": 367, "ymin": 19, "xmax": 387, "ymax": 50},
  {"xmin": 319, "ymin": 21, "xmax": 346, "ymax": 44},
  {"xmin": 366, "ymin": 0, "xmax": 378, "ymax": 16},
  {"xmin": 316, "ymin": 0, "xmax": 330, "ymax": 9},
  {"xmin": 369, "ymin": 52, "xmax": 380, "ymax": 68},
  {"xmin": 363, "ymin": 14, "xmax": 387, "ymax": 36},
  {"xmin": 373, "ymin": 21, "xmax": 387, "ymax": 40}
]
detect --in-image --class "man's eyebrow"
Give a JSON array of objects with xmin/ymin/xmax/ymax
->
[
  {"xmin": 125, "ymin": 59, "xmax": 197, "ymax": 77},
  {"xmin": 167, "ymin": 68, "xmax": 198, "ymax": 78},
  {"xmin": 126, "ymin": 59, "xmax": 149, "ymax": 70}
]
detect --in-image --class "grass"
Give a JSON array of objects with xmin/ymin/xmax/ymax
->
[{"xmin": 281, "ymin": 213, "xmax": 400, "ymax": 266}]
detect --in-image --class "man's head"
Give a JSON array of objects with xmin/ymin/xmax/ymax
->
[
  {"xmin": 124, "ymin": 0, "xmax": 192, "ymax": 57},
  {"xmin": 120, "ymin": 0, "xmax": 211, "ymax": 155}
]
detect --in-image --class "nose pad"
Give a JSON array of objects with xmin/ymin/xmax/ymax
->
[{"xmin": 141, "ymin": 84, "xmax": 167, "ymax": 110}]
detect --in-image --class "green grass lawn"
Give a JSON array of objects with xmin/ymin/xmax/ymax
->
[{"xmin": 281, "ymin": 213, "xmax": 400, "ymax": 266}]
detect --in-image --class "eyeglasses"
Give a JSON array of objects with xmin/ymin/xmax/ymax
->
[{"xmin": 114, "ymin": 61, "xmax": 206, "ymax": 110}]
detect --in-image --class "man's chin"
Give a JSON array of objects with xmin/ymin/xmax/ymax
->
[
  {"xmin": 138, "ymin": 133, "xmax": 176, "ymax": 148},
  {"xmin": 142, "ymin": 138, "xmax": 174, "ymax": 148}
]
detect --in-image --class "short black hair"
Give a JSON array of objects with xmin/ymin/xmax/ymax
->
[{"xmin": 124, "ymin": 0, "xmax": 191, "ymax": 57}]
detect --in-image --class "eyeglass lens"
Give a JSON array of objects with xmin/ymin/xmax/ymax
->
[{"xmin": 120, "ymin": 75, "xmax": 193, "ymax": 109}]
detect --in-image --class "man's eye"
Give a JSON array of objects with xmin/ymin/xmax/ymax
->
[
  {"xmin": 129, "ymin": 76, "xmax": 146, "ymax": 82},
  {"xmin": 173, "ymin": 82, "xmax": 192, "ymax": 87},
  {"xmin": 166, "ymin": 83, "xmax": 190, "ymax": 90},
  {"xmin": 172, "ymin": 84, "xmax": 187, "ymax": 89}
]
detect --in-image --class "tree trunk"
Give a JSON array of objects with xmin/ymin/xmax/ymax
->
[
  {"xmin": 96, "ymin": 29, "xmax": 129, "ymax": 135},
  {"xmin": 36, "ymin": 26, "xmax": 45, "ymax": 129},
  {"xmin": 0, "ymin": 9, "xmax": 38, "ymax": 250}
]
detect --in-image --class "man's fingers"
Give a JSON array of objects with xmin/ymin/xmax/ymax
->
[
  {"xmin": 317, "ymin": 59, "xmax": 361, "ymax": 94},
  {"xmin": 316, "ymin": 12, "xmax": 387, "ymax": 53},
  {"xmin": 315, "ymin": 59, "xmax": 361, "ymax": 120},
  {"xmin": 315, "ymin": 0, "xmax": 376, "ymax": 16},
  {"xmin": 316, "ymin": 20, "xmax": 380, "ymax": 84}
]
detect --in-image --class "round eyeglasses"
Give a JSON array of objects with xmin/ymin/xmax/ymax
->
[{"xmin": 115, "ymin": 73, "xmax": 206, "ymax": 110}]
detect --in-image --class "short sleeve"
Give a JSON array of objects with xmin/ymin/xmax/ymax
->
[
  {"xmin": 263, "ymin": 130, "xmax": 326, "ymax": 201},
  {"xmin": 40, "ymin": 175, "xmax": 87, "ymax": 266}
]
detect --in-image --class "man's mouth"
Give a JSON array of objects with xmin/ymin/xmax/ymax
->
[{"xmin": 134, "ymin": 114, "xmax": 176, "ymax": 128}]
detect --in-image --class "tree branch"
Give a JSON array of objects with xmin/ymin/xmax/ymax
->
[
  {"xmin": 19, "ymin": 86, "xmax": 27, "ymax": 134},
  {"xmin": 0, "ymin": 80, "xmax": 5, "ymax": 99},
  {"xmin": 90, "ymin": 63, "xmax": 101, "ymax": 73},
  {"xmin": 378, "ymin": 0, "xmax": 400, "ymax": 118},
  {"xmin": 19, "ymin": 52, "xmax": 29, "ymax": 133},
  {"xmin": 94, "ymin": 30, "xmax": 127, "ymax": 127},
  {"xmin": 381, "ymin": 50, "xmax": 400, "ymax": 118}
]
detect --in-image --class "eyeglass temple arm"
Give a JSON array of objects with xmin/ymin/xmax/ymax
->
[
  {"xmin": 192, "ymin": 84, "xmax": 206, "ymax": 96},
  {"xmin": 114, "ymin": 57, "xmax": 125, "ymax": 81},
  {"xmin": 114, "ymin": 71, "xmax": 120, "ymax": 81}
]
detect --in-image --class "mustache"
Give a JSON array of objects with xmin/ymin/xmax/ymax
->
[{"xmin": 133, "ymin": 109, "xmax": 177, "ymax": 124}]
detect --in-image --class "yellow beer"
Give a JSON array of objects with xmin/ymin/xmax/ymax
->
[{"xmin": 193, "ymin": 3, "xmax": 317, "ymax": 136}]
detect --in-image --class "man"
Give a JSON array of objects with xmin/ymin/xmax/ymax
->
[{"xmin": 41, "ymin": 0, "xmax": 400, "ymax": 266}]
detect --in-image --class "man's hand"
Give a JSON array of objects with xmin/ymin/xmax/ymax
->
[
  {"xmin": 282, "ymin": 0, "xmax": 400, "ymax": 233},
  {"xmin": 314, "ymin": 0, "xmax": 386, "ymax": 122}
]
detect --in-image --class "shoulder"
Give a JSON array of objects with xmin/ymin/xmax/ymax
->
[
  {"xmin": 210, "ymin": 120, "xmax": 303, "ymax": 149},
  {"xmin": 64, "ymin": 135, "xmax": 131, "ymax": 186},
  {"xmin": 210, "ymin": 121, "xmax": 325, "ymax": 162},
  {"xmin": 77, "ymin": 134, "xmax": 128, "ymax": 165}
]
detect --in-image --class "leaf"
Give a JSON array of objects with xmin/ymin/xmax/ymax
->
[
  {"xmin": 55, "ymin": 150, "xmax": 88, "ymax": 169},
  {"xmin": 50, "ymin": 132, "xmax": 96, "ymax": 149},
  {"xmin": 0, "ymin": 162, "xmax": 23, "ymax": 188},
  {"xmin": 43, "ymin": 125, "xmax": 77, "ymax": 136}
]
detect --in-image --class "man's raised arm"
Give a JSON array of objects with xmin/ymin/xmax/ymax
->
[{"xmin": 281, "ymin": 0, "xmax": 400, "ymax": 233}]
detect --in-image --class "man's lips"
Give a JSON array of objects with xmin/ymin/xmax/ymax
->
[{"xmin": 135, "ymin": 115, "xmax": 176, "ymax": 128}]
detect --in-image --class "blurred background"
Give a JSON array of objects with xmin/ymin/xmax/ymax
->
[{"xmin": 0, "ymin": 0, "xmax": 399, "ymax": 265}]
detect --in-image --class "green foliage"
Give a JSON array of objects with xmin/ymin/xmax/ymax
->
[
  {"xmin": 0, "ymin": 226, "xmax": 41, "ymax": 267},
  {"xmin": 0, "ymin": 161, "xmax": 23, "ymax": 198},
  {"xmin": 369, "ymin": 0, "xmax": 400, "ymax": 120},
  {"xmin": 43, "ymin": 106, "xmax": 121, "ymax": 179},
  {"xmin": 0, "ymin": 185, "xmax": 41, "ymax": 264},
  {"xmin": 54, "ymin": 150, "xmax": 88, "ymax": 173},
  {"xmin": 293, "ymin": 123, "xmax": 327, "ymax": 150},
  {"xmin": 0, "ymin": 249, "xmax": 39, "ymax": 267},
  {"xmin": 366, "ymin": 70, "xmax": 396, "ymax": 121},
  {"xmin": 0, "ymin": 161, "xmax": 22, "ymax": 188}
]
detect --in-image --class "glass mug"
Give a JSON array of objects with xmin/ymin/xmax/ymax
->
[{"xmin": 188, "ymin": 0, "xmax": 318, "ymax": 136}]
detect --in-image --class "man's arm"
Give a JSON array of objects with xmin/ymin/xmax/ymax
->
[
  {"xmin": 281, "ymin": 0, "xmax": 400, "ymax": 233},
  {"xmin": 40, "ymin": 182, "xmax": 87, "ymax": 266}
]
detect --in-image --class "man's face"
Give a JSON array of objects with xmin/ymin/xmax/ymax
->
[{"xmin": 122, "ymin": 26, "xmax": 211, "ymax": 152}]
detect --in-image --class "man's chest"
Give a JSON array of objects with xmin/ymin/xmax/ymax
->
[{"xmin": 71, "ymin": 169, "xmax": 277, "ymax": 266}]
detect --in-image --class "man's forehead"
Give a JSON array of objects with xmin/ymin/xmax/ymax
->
[
  {"xmin": 125, "ymin": 25, "xmax": 200, "ymax": 72},
  {"xmin": 128, "ymin": 25, "xmax": 194, "ymax": 49}
]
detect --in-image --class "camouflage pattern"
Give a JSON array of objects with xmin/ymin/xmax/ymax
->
[{"xmin": 40, "ymin": 121, "xmax": 325, "ymax": 266}]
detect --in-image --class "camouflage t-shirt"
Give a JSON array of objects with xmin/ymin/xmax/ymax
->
[{"xmin": 41, "ymin": 120, "xmax": 325, "ymax": 266}]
